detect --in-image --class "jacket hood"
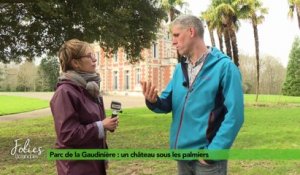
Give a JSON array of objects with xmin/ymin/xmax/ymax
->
[
  {"xmin": 179, "ymin": 47, "xmax": 230, "ymax": 86},
  {"xmin": 203, "ymin": 47, "xmax": 230, "ymax": 68},
  {"xmin": 180, "ymin": 47, "xmax": 230, "ymax": 69}
]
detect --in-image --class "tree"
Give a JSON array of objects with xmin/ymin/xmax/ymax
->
[
  {"xmin": 239, "ymin": 54, "xmax": 256, "ymax": 93},
  {"xmin": 203, "ymin": 0, "xmax": 241, "ymax": 66},
  {"xmin": 235, "ymin": 0, "xmax": 268, "ymax": 101},
  {"xmin": 0, "ymin": 65, "xmax": 4, "ymax": 81},
  {"xmin": 161, "ymin": 0, "xmax": 185, "ymax": 23},
  {"xmin": 215, "ymin": 1, "xmax": 241, "ymax": 66},
  {"xmin": 288, "ymin": 0, "xmax": 300, "ymax": 30},
  {"xmin": 260, "ymin": 56, "xmax": 286, "ymax": 94},
  {"xmin": 37, "ymin": 56, "xmax": 60, "ymax": 91},
  {"xmin": 282, "ymin": 37, "xmax": 300, "ymax": 96},
  {"xmin": 0, "ymin": 1, "xmax": 165, "ymax": 63},
  {"xmin": 202, "ymin": 4, "xmax": 226, "ymax": 52},
  {"xmin": 216, "ymin": 30, "xmax": 224, "ymax": 52},
  {"xmin": 16, "ymin": 61, "xmax": 38, "ymax": 91},
  {"xmin": 239, "ymin": 54, "xmax": 286, "ymax": 95},
  {"xmin": 0, "ymin": 65, "xmax": 5, "ymax": 90},
  {"xmin": 0, "ymin": 65, "xmax": 18, "ymax": 92},
  {"xmin": 202, "ymin": 7, "xmax": 217, "ymax": 47}
]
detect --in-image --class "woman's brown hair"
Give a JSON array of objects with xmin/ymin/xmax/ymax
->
[{"xmin": 58, "ymin": 39, "xmax": 91, "ymax": 72}]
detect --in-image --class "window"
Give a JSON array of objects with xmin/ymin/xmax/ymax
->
[
  {"xmin": 113, "ymin": 71, "xmax": 118, "ymax": 90},
  {"xmin": 113, "ymin": 51, "xmax": 118, "ymax": 62},
  {"xmin": 135, "ymin": 68, "xmax": 140, "ymax": 85},
  {"xmin": 124, "ymin": 51, "xmax": 127, "ymax": 59},
  {"xmin": 153, "ymin": 42, "xmax": 157, "ymax": 59},
  {"xmin": 125, "ymin": 70, "xmax": 130, "ymax": 90}
]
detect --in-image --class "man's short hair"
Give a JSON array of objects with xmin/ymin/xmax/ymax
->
[{"xmin": 171, "ymin": 15, "xmax": 204, "ymax": 38}]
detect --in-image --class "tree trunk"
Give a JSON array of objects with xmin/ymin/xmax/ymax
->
[
  {"xmin": 296, "ymin": 6, "xmax": 300, "ymax": 30},
  {"xmin": 217, "ymin": 31, "xmax": 224, "ymax": 52},
  {"xmin": 209, "ymin": 29, "xmax": 216, "ymax": 47},
  {"xmin": 252, "ymin": 17, "xmax": 260, "ymax": 102},
  {"xmin": 224, "ymin": 27, "xmax": 232, "ymax": 59},
  {"xmin": 170, "ymin": 8, "xmax": 175, "ymax": 22},
  {"xmin": 229, "ymin": 26, "xmax": 239, "ymax": 67},
  {"xmin": 207, "ymin": 22, "xmax": 216, "ymax": 47}
]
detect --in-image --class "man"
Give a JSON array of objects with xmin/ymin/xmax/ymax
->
[{"xmin": 140, "ymin": 15, "xmax": 244, "ymax": 175}]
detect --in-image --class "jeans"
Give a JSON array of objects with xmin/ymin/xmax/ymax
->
[{"xmin": 177, "ymin": 160, "xmax": 227, "ymax": 175}]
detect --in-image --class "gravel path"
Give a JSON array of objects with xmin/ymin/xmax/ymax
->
[{"xmin": 0, "ymin": 92, "xmax": 146, "ymax": 122}]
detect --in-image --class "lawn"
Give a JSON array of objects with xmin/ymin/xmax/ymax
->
[
  {"xmin": 244, "ymin": 94, "xmax": 300, "ymax": 106},
  {"xmin": 0, "ymin": 104, "xmax": 300, "ymax": 175},
  {"xmin": 0, "ymin": 95, "xmax": 49, "ymax": 116}
]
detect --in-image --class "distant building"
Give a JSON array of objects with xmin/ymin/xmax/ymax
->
[{"xmin": 92, "ymin": 23, "xmax": 178, "ymax": 96}]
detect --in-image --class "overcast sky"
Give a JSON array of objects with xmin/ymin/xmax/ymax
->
[{"xmin": 184, "ymin": 0, "xmax": 299, "ymax": 67}]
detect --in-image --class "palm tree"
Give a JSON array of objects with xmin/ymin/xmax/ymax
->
[
  {"xmin": 203, "ymin": 0, "xmax": 247, "ymax": 67},
  {"xmin": 213, "ymin": 0, "xmax": 241, "ymax": 66},
  {"xmin": 217, "ymin": 30, "xmax": 224, "ymax": 52},
  {"xmin": 288, "ymin": 0, "xmax": 300, "ymax": 29},
  {"xmin": 202, "ymin": 8, "xmax": 216, "ymax": 47},
  {"xmin": 236, "ymin": 0, "xmax": 268, "ymax": 102},
  {"xmin": 206, "ymin": 21, "xmax": 216, "ymax": 47},
  {"xmin": 161, "ymin": 0, "xmax": 185, "ymax": 23},
  {"xmin": 202, "ymin": 3, "xmax": 229, "ymax": 54}
]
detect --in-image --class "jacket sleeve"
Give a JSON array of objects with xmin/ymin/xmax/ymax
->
[
  {"xmin": 50, "ymin": 87, "xmax": 100, "ymax": 147},
  {"xmin": 207, "ymin": 62, "xmax": 244, "ymax": 149}
]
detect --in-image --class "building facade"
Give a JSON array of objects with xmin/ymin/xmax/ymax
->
[{"xmin": 93, "ymin": 23, "xmax": 178, "ymax": 96}]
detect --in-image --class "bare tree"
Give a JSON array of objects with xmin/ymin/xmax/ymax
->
[
  {"xmin": 239, "ymin": 54, "xmax": 256, "ymax": 94},
  {"xmin": 0, "ymin": 63, "xmax": 19, "ymax": 91},
  {"xmin": 17, "ymin": 61, "xmax": 38, "ymax": 91},
  {"xmin": 239, "ymin": 54, "xmax": 286, "ymax": 95},
  {"xmin": 260, "ymin": 56, "xmax": 286, "ymax": 94}
]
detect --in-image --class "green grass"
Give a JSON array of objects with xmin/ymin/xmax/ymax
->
[
  {"xmin": 0, "ymin": 95, "xmax": 49, "ymax": 116},
  {"xmin": 0, "ymin": 94, "xmax": 298, "ymax": 117},
  {"xmin": 244, "ymin": 94, "xmax": 300, "ymax": 106},
  {"xmin": 0, "ymin": 105, "xmax": 300, "ymax": 175}
]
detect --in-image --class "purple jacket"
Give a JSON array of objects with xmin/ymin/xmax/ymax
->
[{"xmin": 50, "ymin": 80, "xmax": 107, "ymax": 175}]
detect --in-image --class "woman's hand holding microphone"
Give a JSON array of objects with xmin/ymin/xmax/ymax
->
[{"xmin": 102, "ymin": 117, "xmax": 119, "ymax": 132}]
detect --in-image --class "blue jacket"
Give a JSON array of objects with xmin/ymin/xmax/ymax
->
[{"xmin": 147, "ymin": 47, "xmax": 244, "ymax": 150}]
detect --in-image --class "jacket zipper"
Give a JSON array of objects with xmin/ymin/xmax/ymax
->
[
  {"xmin": 174, "ymin": 91, "xmax": 190, "ymax": 148},
  {"xmin": 173, "ymin": 55, "xmax": 210, "ymax": 149}
]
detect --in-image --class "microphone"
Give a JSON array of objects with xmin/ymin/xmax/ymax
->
[
  {"xmin": 183, "ymin": 81, "xmax": 193, "ymax": 92},
  {"xmin": 111, "ymin": 101, "xmax": 122, "ymax": 118},
  {"xmin": 182, "ymin": 81, "xmax": 188, "ymax": 88},
  {"xmin": 110, "ymin": 101, "xmax": 122, "ymax": 132}
]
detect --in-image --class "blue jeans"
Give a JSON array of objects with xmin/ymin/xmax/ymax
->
[{"xmin": 177, "ymin": 160, "xmax": 227, "ymax": 175}]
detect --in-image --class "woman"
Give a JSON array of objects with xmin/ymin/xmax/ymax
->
[{"xmin": 50, "ymin": 39, "xmax": 118, "ymax": 175}]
